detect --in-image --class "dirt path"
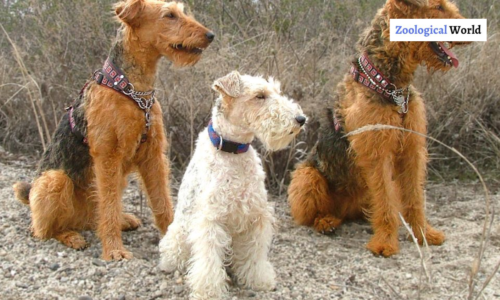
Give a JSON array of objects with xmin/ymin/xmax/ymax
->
[{"xmin": 0, "ymin": 156, "xmax": 498, "ymax": 300}]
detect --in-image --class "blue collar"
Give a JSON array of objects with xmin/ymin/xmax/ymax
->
[{"xmin": 208, "ymin": 120, "xmax": 251, "ymax": 154}]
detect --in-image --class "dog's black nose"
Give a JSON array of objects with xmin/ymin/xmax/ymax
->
[
  {"xmin": 206, "ymin": 32, "xmax": 215, "ymax": 42},
  {"xmin": 295, "ymin": 115, "xmax": 306, "ymax": 127}
]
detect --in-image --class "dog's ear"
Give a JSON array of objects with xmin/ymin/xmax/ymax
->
[
  {"xmin": 397, "ymin": 0, "xmax": 429, "ymax": 7},
  {"xmin": 114, "ymin": 0, "xmax": 145, "ymax": 27},
  {"xmin": 212, "ymin": 71, "xmax": 243, "ymax": 98}
]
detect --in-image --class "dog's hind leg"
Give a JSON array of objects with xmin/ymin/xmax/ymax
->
[
  {"xmin": 231, "ymin": 210, "xmax": 276, "ymax": 291},
  {"xmin": 288, "ymin": 161, "xmax": 343, "ymax": 234},
  {"xmin": 121, "ymin": 213, "xmax": 142, "ymax": 231},
  {"xmin": 29, "ymin": 170, "xmax": 88, "ymax": 249},
  {"xmin": 55, "ymin": 231, "xmax": 88, "ymax": 250}
]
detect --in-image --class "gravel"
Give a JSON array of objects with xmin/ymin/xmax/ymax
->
[{"xmin": 0, "ymin": 154, "xmax": 499, "ymax": 299}]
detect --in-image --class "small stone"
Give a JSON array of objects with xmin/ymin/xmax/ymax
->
[
  {"xmin": 150, "ymin": 291, "xmax": 163, "ymax": 300},
  {"xmin": 175, "ymin": 277, "xmax": 183, "ymax": 284},
  {"xmin": 348, "ymin": 274, "xmax": 356, "ymax": 284},
  {"xmin": 78, "ymin": 296, "xmax": 92, "ymax": 300},
  {"xmin": 49, "ymin": 263, "xmax": 60, "ymax": 271},
  {"xmin": 405, "ymin": 273, "xmax": 412, "ymax": 279},
  {"xmin": 160, "ymin": 281, "xmax": 169, "ymax": 290},
  {"xmin": 15, "ymin": 282, "xmax": 28, "ymax": 289},
  {"xmin": 118, "ymin": 295, "xmax": 126, "ymax": 300},
  {"xmin": 173, "ymin": 285, "xmax": 184, "ymax": 294},
  {"xmin": 238, "ymin": 290, "xmax": 256, "ymax": 297},
  {"xmin": 92, "ymin": 259, "xmax": 106, "ymax": 267}
]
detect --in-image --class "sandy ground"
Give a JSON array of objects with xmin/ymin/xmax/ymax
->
[{"xmin": 0, "ymin": 149, "xmax": 499, "ymax": 300}]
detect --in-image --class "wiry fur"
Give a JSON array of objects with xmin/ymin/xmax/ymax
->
[
  {"xmin": 159, "ymin": 71, "xmax": 306, "ymax": 299},
  {"xmin": 288, "ymin": 0, "xmax": 471, "ymax": 257},
  {"xmin": 12, "ymin": 0, "xmax": 214, "ymax": 261}
]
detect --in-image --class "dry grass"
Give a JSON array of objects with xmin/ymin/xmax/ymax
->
[{"xmin": 0, "ymin": 0, "xmax": 498, "ymax": 179}]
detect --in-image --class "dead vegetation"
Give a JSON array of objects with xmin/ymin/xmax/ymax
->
[{"xmin": 0, "ymin": 0, "xmax": 498, "ymax": 184}]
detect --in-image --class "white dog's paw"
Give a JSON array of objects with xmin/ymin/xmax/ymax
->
[
  {"xmin": 249, "ymin": 276, "xmax": 276, "ymax": 291},
  {"xmin": 158, "ymin": 255, "xmax": 177, "ymax": 273},
  {"xmin": 189, "ymin": 287, "xmax": 225, "ymax": 300},
  {"xmin": 243, "ymin": 262, "xmax": 276, "ymax": 291}
]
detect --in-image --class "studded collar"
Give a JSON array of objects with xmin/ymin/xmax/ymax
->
[{"xmin": 350, "ymin": 53, "xmax": 410, "ymax": 114}]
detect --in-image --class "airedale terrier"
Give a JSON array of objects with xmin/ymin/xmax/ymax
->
[
  {"xmin": 13, "ymin": 0, "xmax": 214, "ymax": 261},
  {"xmin": 288, "ymin": 0, "xmax": 471, "ymax": 257}
]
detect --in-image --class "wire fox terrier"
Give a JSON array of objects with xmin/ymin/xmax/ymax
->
[{"xmin": 159, "ymin": 71, "xmax": 306, "ymax": 299}]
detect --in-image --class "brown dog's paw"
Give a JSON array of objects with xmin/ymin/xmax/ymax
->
[
  {"xmin": 121, "ymin": 213, "xmax": 142, "ymax": 231},
  {"xmin": 419, "ymin": 227, "xmax": 445, "ymax": 246},
  {"xmin": 55, "ymin": 231, "xmax": 88, "ymax": 250},
  {"xmin": 103, "ymin": 248, "xmax": 133, "ymax": 261},
  {"xmin": 366, "ymin": 236, "xmax": 399, "ymax": 257},
  {"xmin": 313, "ymin": 215, "xmax": 342, "ymax": 235}
]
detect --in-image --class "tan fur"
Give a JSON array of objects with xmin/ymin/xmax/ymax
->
[
  {"xmin": 13, "ymin": 0, "xmax": 213, "ymax": 260},
  {"xmin": 288, "ymin": 0, "xmax": 470, "ymax": 257}
]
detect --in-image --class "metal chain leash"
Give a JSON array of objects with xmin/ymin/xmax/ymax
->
[{"xmin": 123, "ymin": 83, "xmax": 156, "ymax": 129}]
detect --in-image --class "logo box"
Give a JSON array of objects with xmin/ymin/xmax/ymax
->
[{"xmin": 390, "ymin": 19, "xmax": 487, "ymax": 42}]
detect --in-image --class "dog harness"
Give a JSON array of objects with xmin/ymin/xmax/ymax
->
[
  {"xmin": 350, "ymin": 53, "xmax": 410, "ymax": 114},
  {"xmin": 208, "ymin": 120, "xmax": 251, "ymax": 154},
  {"xmin": 67, "ymin": 58, "xmax": 155, "ymax": 144}
]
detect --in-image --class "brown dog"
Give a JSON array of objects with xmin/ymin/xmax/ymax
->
[
  {"xmin": 288, "ymin": 0, "xmax": 470, "ymax": 257},
  {"xmin": 13, "ymin": 0, "xmax": 214, "ymax": 261}
]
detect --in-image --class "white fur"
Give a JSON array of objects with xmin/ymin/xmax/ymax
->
[{"xmin": 159, "ymin": 72, "xmax": 305, "ymax": 299}]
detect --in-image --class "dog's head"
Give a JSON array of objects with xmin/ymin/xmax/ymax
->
[
  {"xmin": 114, "ymin": 0, "xmax": 214, "ymax": 66},
  {"xmin": 212, "ymin": 71, "xmax": 306, "ymax": 151},
  {"xmin": 385, "ymin": 0, "xmax": 471, "ymax": 71}
]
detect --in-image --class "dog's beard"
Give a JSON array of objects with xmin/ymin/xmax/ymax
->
[{"xmin": 256, "ymin": 128, "xmax": 300, "ymax": 151}]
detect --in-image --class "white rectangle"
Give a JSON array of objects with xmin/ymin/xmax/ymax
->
[{"xmin": 390, "ymin": 19, "xmax": 487, "ymax": 42}]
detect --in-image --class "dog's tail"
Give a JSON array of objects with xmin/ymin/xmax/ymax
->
[{"xmin": 13, "ymin": 181, "xmax": 31, "ymax": 205}]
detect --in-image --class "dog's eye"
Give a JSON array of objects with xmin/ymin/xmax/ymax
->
[
  {"xmin": 256, "ymin": 94, "xmax": 266, "ymax": 100},
  {"xmin": 164, "ymin": 12, "xmax": 176, "ymax": 19},
  {"xmin": 435, "ymin": 5, "xmax": 444, "ymax": 11}
]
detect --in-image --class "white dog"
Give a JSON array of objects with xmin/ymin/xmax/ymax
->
[{"xmin": 159, "ymin": 71, "xmax": 306, "ymax": 299}]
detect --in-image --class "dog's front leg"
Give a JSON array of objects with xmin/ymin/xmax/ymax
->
[
  {"xmin": 187, "ymin": 214, "xmax": 231, "ymax": 300},
  {"xmin": 231, "ymin": 207, "xmax": 276, "ymax": 291},
  {"xmin": 352, "ymin": 130, "xmax": 402, "ymax": 257},
  {"xmin": 137, "ymin": 144, "xmax": 173, "ymax": 235},
  {"xmin": 397, "ymin": 99, "xmax": 444, "ymax": 246},
  {"xmin": 94, "ymin": 155, "xmax": 132, "ymax": 261},
  {"xmin": 362, "ymin": 156, "xmax": 402, "ymax": 257}
]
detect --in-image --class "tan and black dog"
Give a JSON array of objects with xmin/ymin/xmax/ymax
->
[
  {"xmin": 288, "ymin": 0, "xmax": 470, "ymax": 257},
  {"xmin": 13, "ymin": 0, "xmax": 214, "ymax": 261}
]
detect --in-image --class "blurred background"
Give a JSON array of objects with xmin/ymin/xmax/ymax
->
[{"xmin": 0, "ymin": 0, "xmax": 499, "ymax": 192}]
